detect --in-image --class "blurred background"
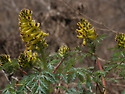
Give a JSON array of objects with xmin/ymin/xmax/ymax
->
[{"xmin": 0, "ymin": 0, "xmax": 125, "ymax": 93}]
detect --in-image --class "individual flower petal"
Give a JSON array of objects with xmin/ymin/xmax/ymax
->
[
  {"xmin": 77, "ymin": 35, "xmax": 83, "ymax": 38},
  {"xmin": 83, "ymin": 38, "xmax": 86, "ymax": 46}
]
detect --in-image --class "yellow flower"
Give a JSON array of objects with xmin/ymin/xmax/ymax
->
[
  {"xmin": 0, "ymin": 54, "xmax": 11, "ymax": 66},
  {"xmin": 58, "ymin": 45, "xmax": 69, "ymax": 57},
  {"xmin": 115, "ymin": 33, "xmax": 125, "ymax": 48},
  {"xmin": 18, "ymin": 50, "xmax": 38, "ymax": 68},
  {"xmin": 19, "ymin": 9, "xmax": 49, "ymax": 50},
  {"xmin": 0, "ymin": 54, "xmax": 14, "ymax": 74},
  {"xmin": 75, "ymin": 18, "xmax": 98, "ymax": 46}
]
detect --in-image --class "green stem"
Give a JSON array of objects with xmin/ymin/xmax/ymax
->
[
  {"xmin": 90, "ymin": 42, "xmax": 97, "ymax": 70},
  {"xmin": 37, "ymin": 43, "xmax": 47, "ymax": 70},
  {"xmin": 40, "ymin": 48, "xmax": 47, "ymax": 70}
]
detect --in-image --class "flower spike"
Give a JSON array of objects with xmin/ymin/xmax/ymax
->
[
  {"xmin": 19, "ymin": 8, "xmax": 49, "ymax": 50},
  {"xmin": 18, "ymin": 50, "xmax": 38, "ymax": 68},
  {"xmin": 115, "ymin": 32, "xmax": 125, "ymax": 48},
  {"xmin": 0, "ymin": 54, "xmax": 11, "ymax": 66},
  {"xmin": 75, "ymin": 18, "xmax": 98, "ymax": 46},
  {"xmin": 58, "ymin": 45, "xmax": 69, "ymax": 57}
]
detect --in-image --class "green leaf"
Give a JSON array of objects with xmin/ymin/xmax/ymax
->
[
  {"xmin": 86, "ymin": 75, "xmax": 92, "ymax": 89},
  {"xmin": 40, "ymin": 80, "xmax": 48, "ymax": 89},
  {"xmin": 79, "ymin": 53, "xmax": 88, "ymax": 63},
  {"xmin": 67, "ymin": 73, "xmax": 76, "ymax": 83},
  {"xmin": 95, "ymin": 34, "xmax": 107, "ymax": 45},
  {"xmin": 44, "ymin": 75, "xmax": 55, "ymax": 83},
  {"xmin": 105, "ymin": 78, "xmax": 118, "ymax": 82},
  {"xmin": 78, "ymin": 74, "xmax": 84, "ymax": 82},
  {"xmin": 31, "ymin": 81, "xmax": 38, "ymax": 90},
  {"xmin": 122, "ymin": 91, "xmax": 125, "ymax": 94},
  {"xmin": 2, "ymin": 82, "xmax": 16, "ymax": 94},
  {"xmin": 45, "ymin": 72, "xmax": 57, "ymax": 82},
  {"xmin": 61, "ymin": 74, "xmax": 68, "ymax": 83}
]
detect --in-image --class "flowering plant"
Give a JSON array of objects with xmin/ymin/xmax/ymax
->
[{"xmin": 0, "ymin": 9, "xmax": 125, "ymax": 94}]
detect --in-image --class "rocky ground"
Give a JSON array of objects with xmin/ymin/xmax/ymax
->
[{"xmin": 0, "ymin": 0, "xmax": 125, "ymax": 93}]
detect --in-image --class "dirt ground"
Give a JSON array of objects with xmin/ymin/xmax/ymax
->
[{"xmin": 0, "ymin": 0, "xmax": 125, "ymax": 93}]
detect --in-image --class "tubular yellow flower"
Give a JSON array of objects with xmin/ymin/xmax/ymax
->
[
  {"xmin": 0, "ymin": 54, "xmax": 14, "ymax": 74},
  {"xmin": 75, "ymin": 18, "xmax": 98, "ymax": 46},
  {"xmin": 115, "ymin": 33, "xmax": 125, "ymax": 48},
  {"xmin": 19, "ymin": 8, "xmax": 49, "ymax": 50},
  {"xmin": 22, "ymin": 35, "xmax": 33, "ymax": 42},
  {"xmin": 58, "ymin": 45, "xmax": 69, "ymax": 57},
  {"xmin": 18, "ymin": 50, "xmax": 38, "ymax": 68},
  {"xmin": 0, "ymin": 54, "xmax": 11, "ymax": 66}
]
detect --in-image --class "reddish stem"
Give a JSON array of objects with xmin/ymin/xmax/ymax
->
[
  {"xmin": 53, "ymin": 57, "xmax": 65, "ymax": 73},
  {"xmin": 96, "ymin": 58, "xmax": 107, "ymax": 94},
  {"xmin": 18, "ymin": 68, "xmax": 27, "ymax": 75},
  {"xmin": 33, "ymin": 66, "xmax": 41, "ymax": 72}
]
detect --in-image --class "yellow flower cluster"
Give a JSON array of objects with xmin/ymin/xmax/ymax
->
[
  {"xmin": 18, "ymin": 50, "xmax": 37, "ymax": 68},
  {"xmin": 75, "ymin": 18, "xmax": 98, "ymax": 46},
  {"xmin": 58, "ymin": 45, "xmax": 69, "ymax": 57},
  {"xmin": 19, "ymin": 9, "xmax": 49, "ymax": 50},
  {"xmin": 0, "ymin": 54, "xmax": 11, "ymax": 66},
  {"xmin": 115, "ymin": 33, "xmax": 125, "ymax": 48}
]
